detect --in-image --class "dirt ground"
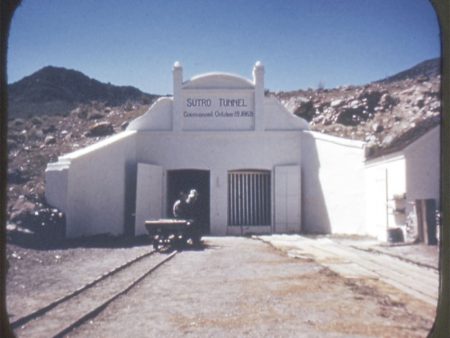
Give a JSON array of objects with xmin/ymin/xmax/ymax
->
[
  {"xmin": 6, "ymin": 236, "xmax": 436, "ymax": 337},
  {"xmin": 53, "ymin": 237, "xmax": 436, "ymax": 338},
  {"xmin": 6, "ymin": 235, "xmax": 153, "ymax": 322}
]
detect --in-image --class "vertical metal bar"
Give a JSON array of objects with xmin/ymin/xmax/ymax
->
[
  {"xmin": 232, "ymin": 173, "xmax": 236, "ymax": 225},
  {"xmin": 255, "ymin": 173, "xmax": 259, "ymax": 225},
  {"xmin": 264, "ymin": 172, "xmax": 268, "ymax": 224},
  {"xmin": 248, "ymin": 174, "xmax": 251, "ymax": 225},
  {"xmin": 248, "ymin": 173, "xmax": 251, "ymax": 225},
  {"xmin": 247, "ymin": 173, "xmax": 251, "ymax": 225},
  {"xmin": 253, "ymin": 173, "xmax": 257, "ymax": 225},
  {"xmin": 255, "ymin": 174, "xmax": 258, "ymax": 225},
  {"xmin": 229, "ymin": 173, "xmax": 232, "ymax": 225},
  {"xmin": 233, "ymin": 173, "xmax": 237, "ymax": 225},
  {"xmin": 236, "ymin": 173, "xmax": 239, "ymax": 225},
  {"xmin": 244, "ymin": 174, "xmax": 248, "ymax": 225},
  {"xmin": 268, "ymin": 173, "xmax": 271, "ymax": 225},
  {"xmin": 260, "ymin": 173, "xmax": 265, "ymax": 225},
  {"xmin": 265, "ymin": 173, "xmax": 270, "ymax": 225},
  {"xmin": 227, "ymin": 173, "xmax": 230, "ymax": 225},
  {"xmin": 236, "ymin": 174, "xmax": 242, "ymax": 225},
  {"xmin": 250, "ymin": 174, "xmax": 255, "ymax": 225},
  {"xmin": 259, "ymin": 173, "xmax": 263, "ymax": 225}
]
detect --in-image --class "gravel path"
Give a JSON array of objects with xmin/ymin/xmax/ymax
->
[
  {"xmin": 68, "ymin": 237, "xmax": 434, "ymax": 337},
  {"xmin": 7, "ymin": 240, "xmax": 152, "ymax": 321}
]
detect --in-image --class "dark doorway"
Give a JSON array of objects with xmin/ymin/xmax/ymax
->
[{"xmin": 167, "ymin": 170, "xmax": 210, "ymax": 234}]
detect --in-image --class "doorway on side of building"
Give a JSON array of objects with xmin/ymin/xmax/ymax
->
[{"xmin": 167, "ymin": 169, "xmax": 210, "ymax": 235}]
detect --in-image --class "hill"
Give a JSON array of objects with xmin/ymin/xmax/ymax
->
[
  {"xmin": 275, "ymin": 57, "xmax": 441, "ymax": 158},
  {"xmin": 375, "ymin": 58, "xmax": 440, "ymax": 84},
  {"xmin": 8, "ymin": 66, "xmax": 159, "ymax": 118},
  {"xmin": 5, "ymin": 58, "xmax": 442, "ymax": 232}
]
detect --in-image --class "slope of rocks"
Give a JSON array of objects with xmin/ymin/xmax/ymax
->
[
  {"xmin": 275, "ymin": 58, "xmax": 440, "ymax": 158},
  {"xmin": 6, "ymin": 58, "xmax": 441, "ymax": 238},
  {"xmin": 7, "ymin": 101, "xmax": 151, "ymax": 239}
]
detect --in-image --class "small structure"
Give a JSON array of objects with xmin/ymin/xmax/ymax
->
[
  {"xmin": 45, "ymin": 62, "xmax": 440, "ymax": 241},
  {"xmin": 365, "ymin": 126, "xmax": 440, "ymax": 241}
]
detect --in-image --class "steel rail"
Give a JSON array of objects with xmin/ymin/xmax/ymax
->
[
  {"xmin": 11, "ymin": 249, "xmax": 157, "ymax": 329},
  {"xmin": 52, "ymin": 251, "xmax": 177, "ymax": 338}
]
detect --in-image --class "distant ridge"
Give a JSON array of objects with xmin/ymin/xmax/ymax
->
[
  {"xmin": 375, "ymin": 58, "xmax": 440, "ymax": 84},
  {"xmin": 8, "ymin": 66, "xmax": 159, "ymax": 118}
]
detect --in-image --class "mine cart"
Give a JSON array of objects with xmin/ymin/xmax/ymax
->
[{"xmin": 145, "ymin": 219, "xmax": 201, "ymax": 251}]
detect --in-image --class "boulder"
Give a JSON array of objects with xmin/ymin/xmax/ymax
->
[
  {"xmin": 120, "ymin": 121, "xmax": 129, "ymax": 130},
  {"xmin": 71, "ymin": 106, "xmax": 89, "ymax": 119},
  {"xmin": 358, "ymin": 90, "xmax": 383, "ymax": 112},
  {"xmin": 9, "ymin": 196, "xmax": 36, "ymax": 224},
  {"xmin": 7, "ymin": 139, "xmax": 17, "ymax": 151},
  {"xmin": 29, "ymin": 128, "xmax": 45, "ymax": 140},
  {"xmin": 330, "ymin": 99, "xmax": 343, "ymax": 108},
  {"xmin": 12, "ymin": 118, "xmax": 26, "ymax": 127},
  {"xmin": 88, "ymin": 110, "xmax": 106, "ymax": 120},
  {"xmin": 44, "ymin": 135, "xmax": 57, "ymax": 145},
  {"xmin": 372, "ymin": 123, "xmax": 384, "ymax": 133},
  {"xmin": 85, "ymin": 121, "xmax": 114, "ymax": 137},
  {"xmin": 415, "ymin": 95, "xmax": 425, "ymax": 108},
  {"xmin": 8, "ymin": 168, "xmax": 29, "ymax": 184},
  {"xmin": 43, "ymin": 124, "xmax": 57, "ymax": 134},
  {"xmin": 382, "ymin": 134, "xmax": 395, "ymax": 147},
  {"xmin": 31, "ymin": 116, "xmax": 43, "ymax": 126},
  {"xmin": 335, "ymin": 107, "xmax": 367, "ymax": 126},
  {"xmin": 379, "ymin": 93, "xmax": 398, "ymax": 109},
  {"xmin": 293, "ymin": 100, "xmax": 315, "ymax": 121}
]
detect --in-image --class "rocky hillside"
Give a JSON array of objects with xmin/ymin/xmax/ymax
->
[
  {"xmin": 8, "ymin": 66, "xmax": 158, "ymax": 118},
  {"xmin": 275, "ymin": 58, "xmax": 440, "ymax": 157},
  {"xmin": 6, "ymin": 59, "xmax": 441, "ymax": 238},
  {"xmin": 7, "ymin": 100, "xmax": 151, "ymax": 238}
]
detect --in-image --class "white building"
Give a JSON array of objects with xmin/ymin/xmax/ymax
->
[
  {"xmin": 45, "ymin": 62, "xmax": 440, "ymax": 240},
  {"xmin": 365, "ymin": 126, "xmax": 440, "ymax": 240}
]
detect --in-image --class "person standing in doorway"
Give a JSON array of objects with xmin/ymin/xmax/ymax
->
[{"xmin": 172, "ymin": 189, "xmax": 201, "ymax": 246}]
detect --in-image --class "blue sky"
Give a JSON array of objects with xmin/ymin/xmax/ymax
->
[{"xmin": 8, "ymin": 0, "xmax": 440, "ymax": 95}]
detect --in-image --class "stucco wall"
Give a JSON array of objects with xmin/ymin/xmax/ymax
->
[
  {"xmin": 302, "ymin": 131, "xmax": 366, "ymax": 235},
  {"xmin": 56, "ymin": 132, "xmax": 137, "ymax": 237},
  {"xmin": 404, "ymin": 126, "xmax": 440, "ymax": 206},
  {"xmin": 364, "ymin": 154, "xmax": 406, "ymax": 239},
  {"xmin": 135, "ymin": 130, "xmax": 303, "ymax": 235},
  {"xmin": 363, "ymin": 126, "xmax": 440, "ymax": 240},
  {"xmin": 45, "ymin": 161, "xmax": 70, "ymax": 211}
]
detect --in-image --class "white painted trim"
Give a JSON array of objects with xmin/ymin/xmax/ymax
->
[
  {"xmin": 305, "ymin": 131, "xmax": 366, "ymax": 148},
  {"xmin": 365, "ymin": 152, "xmax": 405, "ymax": 167},
  {"xmin": 59, "ymin": 131, "xmax": 136, "ymax": 161},
  {"xmin": 183, "ymin": 72, "xmax": 254, "ymax": 88}
]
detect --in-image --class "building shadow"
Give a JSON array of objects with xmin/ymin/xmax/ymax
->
[
  {"xmin": 7, "ymin": 231, "xmax": 153, "ymax": 250},
  {"xmin": 301, "ymin": 132, "xmax": 331, "ymax": 234}
]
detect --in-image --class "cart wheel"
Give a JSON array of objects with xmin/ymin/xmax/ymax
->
[{"xmin": 153, "ymin": 235, "xmax": 166, "ymax": 252}]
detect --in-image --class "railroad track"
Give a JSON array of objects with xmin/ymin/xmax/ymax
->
[{"xmin": 11, "ymin": 250, "xmax": 177, "ymax": 338}]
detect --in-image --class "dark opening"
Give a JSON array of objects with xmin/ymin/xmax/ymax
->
[
  {"xmin": 123, "ymin": 162, "xmax": 137, "ymax": 236},
  {"xmin": 167, "ymin": 169, "xmax": 210, "ymax": 234}
]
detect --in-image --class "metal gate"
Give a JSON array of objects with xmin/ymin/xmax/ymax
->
[{"xmin": 228, "ymin": 170, "xmax": 271, "ymax": 226}]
